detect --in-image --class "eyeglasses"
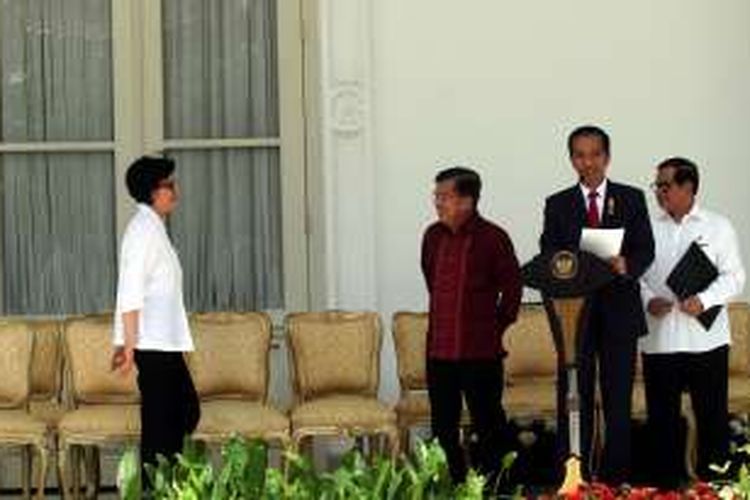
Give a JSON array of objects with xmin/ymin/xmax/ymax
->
[
  {"xmin": 650, "ymin": 180, "xmax": 673, "ymax": 192},
  {"xmin": 433, "ymin": 191, "xmax": 461, "ymax": 203}
]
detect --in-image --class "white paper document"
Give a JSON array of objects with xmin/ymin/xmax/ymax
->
[{"xmin": 579, "ymin": 228, "xmax": 624, "ymax": 259}]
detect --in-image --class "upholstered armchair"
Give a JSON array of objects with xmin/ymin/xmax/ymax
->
[
  {"xmin": 728, "ymin": 302, "xmax": 750, "ymax": 415},
  {"xmin": 188, "ymin": 312, "xmax": 290, "ymax": 448},
  {"xmin": 286, "ymin": 311, "xmax": 399, "ymax": 457},
  {"xmin": 27, "ymin": 320, "xmax": 67, "ymax": 496},
  {"xmin": 0, "ymin": 320, "xmax": 49, "ymax": 499},
  {"xmin": 392, "ymin": 312, "xmax": 431, "ymax": 453},
  {"xmin": 502, "ymin": 304, "xmax": 558, "ymax": 420},
  {"xmin": 393, "ymin": 311, "xmax": 494, "ymax": 453},
  {"xmin": 57, "ymin": 315, "xmax": 140, "ymax": 499}
]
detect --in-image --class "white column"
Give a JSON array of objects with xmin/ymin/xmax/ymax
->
[{"xmin": 315, "ymin": 0, "xmax": 378, "ymax": 310}]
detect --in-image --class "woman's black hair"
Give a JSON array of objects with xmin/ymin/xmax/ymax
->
[{"xmin": 125, "ymin": 156, "xmax": 176, "ymax": 204}]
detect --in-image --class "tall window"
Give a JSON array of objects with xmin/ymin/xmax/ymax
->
[
  {"xmin": 162, "ymin": 1, "xmax": 283, "ymax": 311},
  {"xmin": 0, "ymin": 0, "xmax": 116, "ymax": 314},
  {"xmin": 0, "ymin": 0, "xmax": 307, "ymax": 315}
]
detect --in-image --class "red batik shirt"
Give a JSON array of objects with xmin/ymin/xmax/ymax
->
[{"xmin": 420, "ymin": 214, "xmax": 522, "ymax": 360}]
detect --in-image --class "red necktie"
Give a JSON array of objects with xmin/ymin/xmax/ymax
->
[{"xmin": 587, "ymin": 191, "xmax": 600, "ymax": 228}]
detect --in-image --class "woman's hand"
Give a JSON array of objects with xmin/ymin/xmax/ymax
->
[{"xmin": 111, "ymin": 346, "xmax": 135, "ymax": 375}]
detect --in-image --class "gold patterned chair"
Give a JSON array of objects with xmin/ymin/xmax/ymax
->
[
  {"xmin": 0, "ymin": 320, "xmax": 49, "ymax": 499},
  {"xmin": 57, "ymin": 315, "xmax": 140, "ymax": 499},
  {"xmin": 391, "ymin": 312, "xmax": 474, "ymax": 452},
  {"xmin": 728, "ymin": 302, "xmax": 750, "ymax": 414},
  {"xmin": 286, "ymin": 311, "xmax": 399, "ymax": 457},
  {"xmin": 503, "ymin": 304, "xmax": 558, "ymax": 420},
  {"xmin": 188, "ymin": 312, "xmax": 290, "ymax": 448},
  {"xmin": 392, "ymin": 312, "xmax": 431, "ymax": 452},
  {"xmin": 27, "ymin": 319, "xmax": 67, "ymax": 497}
]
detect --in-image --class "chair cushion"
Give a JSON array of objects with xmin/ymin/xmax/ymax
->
[
  {"xmin": 0, "ymin": 410, "xmax": 48, "ymax": 443},
  {"xmin": 287, "ymin": 312, "xmax": 380, "ymax": 399},
  {"xmin": 394, "ymin": 392, "xmax": 475, "ymax": 428},
  {"xmin": 189, "ymin": 312, "xmax": 271, "ymax": 400},
  {"xmin": 291, "ymin": 395, "xmax": 396, "ymax": 432},
  {"xmin": 195, "ymin": 400, "xmax": 289, "ymax": 442},
  {"xmin": 0, "ymin": 321, "xmax": 32, "ymax": 408},
  {"xmin": 504, "ymin": 376, "xmax": 557, "ymax": 418},
  {"xmin": 392, "ymin": 313, "xmax": 428, "ymax": 390},
  {"xmin": 65, "ymin": 317, "xmax": 139, "ymax": 404},
  {"xmin": 395, "ymin": 392, "xmax": 430, "ymax": 422},
  {"xmin": 58, "ymin": 404, "xmax": 141, "ymax": 442},
  {"xmin": 504, "ymin": 305, "xmax": 558, "ymax": 380},
  {"xmin": 29, "ymin": 400, "xmax": 68, "ymax": 427}
]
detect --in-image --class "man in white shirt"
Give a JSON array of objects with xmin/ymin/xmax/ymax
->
[{"xmin": 641, "ymin": 157, "xmax": 746, "ymax": 489}]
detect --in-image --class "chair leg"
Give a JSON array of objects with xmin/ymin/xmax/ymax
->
[
  {"xmin": 386, "ymin": 429, "xmax": 400, "ymax": 460},
  {"xmin": 57, "ymin": 444, "xmax": 71, "ymax": 500},
  {"xmin": 298, "ymin": 434, "xmax": 314, "ymax": 458},
  {"xmin": 84, "ymin": 447, "xmax": 100, "ymax": 500},
  {"xmin": 72, "ymin": 446, "xmax": 83, "ymax": 500},
  {"xmin": 35, "ymin": 445, "xmax": 49, "ymax": 500},
  {"xmin": 22, "ymin": 444, "xmax": 32, "ymax": 500},
  {"xmin": 399, "ymin": 426, "xmax": 411, "ymax": 455},
  {"xmin": 684, "ymin": 406, "xmax": 699, "ymax": 480}
]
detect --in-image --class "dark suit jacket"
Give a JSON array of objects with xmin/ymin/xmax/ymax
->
[{"xmin": 540, "ymin": 181, "xmax": 655, "ymax": 338}]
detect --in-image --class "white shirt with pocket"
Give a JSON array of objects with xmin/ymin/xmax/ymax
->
[
  {"xmin": 113, "ymin": 203, "xmax": 193, "ymax": 352},
  {"xmin": 639, "ymin": 204, "xmax": 745, "ymax": 354}
]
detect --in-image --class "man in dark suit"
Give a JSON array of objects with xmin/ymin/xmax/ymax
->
[{"xmin": 540, "ymin": 125, "xmax": 655, "ymax": 485}]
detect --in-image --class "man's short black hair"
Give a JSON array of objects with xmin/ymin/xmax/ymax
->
[
  {"xmin": 657, "ymin": 157, "xmax": 700, "ymax": 195},
  {"xmin": 125, "ymin": 156, "xmax": 175, "ymax": 205},
  {"xmin": 435, "ymin": 167, "xmax": 482, "ymax": 206},
  {"xmin": 568, "ymin": 125, "xmax": 611, "ymax": 157}
]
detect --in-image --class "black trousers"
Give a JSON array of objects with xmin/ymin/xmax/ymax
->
[
  {"xmin": 555, "ymin": 311, "xmax": 637, "ymax": 485},
  {"xmin": 134, "ymin": 350, "xmax": 200, "ymax": 483},
  {"xmin": 643, "ymin": 345, "xmax": 729, "ymax": 488},
  {"xmin": 426, "ymin": 358, "xmax": 507, "ymax": 484}
]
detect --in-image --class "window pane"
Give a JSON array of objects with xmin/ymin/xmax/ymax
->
[
  {"xmin": 0, "ymin": 0, "xmax": 113, "ymax": 142},
  {"xmin": 167, "ymin": 148, "xmax": 283, "ymax": 311},
  {"xmin": 1, "ymin": 153, "xmax": 116, "ymax": 314},
  {"xmin": 162, "ymin": 0, "xmax": 279, "ymax": 139}
]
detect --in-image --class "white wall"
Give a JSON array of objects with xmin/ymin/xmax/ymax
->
[{"xmin": 366, "ymin": 0, "xmax": 750, "ymax": 401}]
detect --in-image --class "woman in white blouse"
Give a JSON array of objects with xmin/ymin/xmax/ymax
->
[{"xmin": 111, "ymin": 156, "xmax": 199, "ymax": 488}]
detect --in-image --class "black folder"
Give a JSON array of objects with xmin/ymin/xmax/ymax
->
[{"xmin": 666, "ymin": 241, "xmax": 721, "ymax": 330}]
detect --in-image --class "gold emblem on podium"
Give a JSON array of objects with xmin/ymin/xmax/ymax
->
[{"xmin": 550, "ymin": 250, "xmax": 578, "ymax": 280}]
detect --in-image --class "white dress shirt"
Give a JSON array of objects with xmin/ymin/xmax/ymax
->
[
  {"xmin": 640, "ymin": 204, "xmax": 745, "ymax": 354},
  {"xmin": 579, "ymin": 178, "xmax": 608, "ymax": 220},
  {"xmin": 113, "ymin": 204, "xmax": 194, "ymax": 352}
]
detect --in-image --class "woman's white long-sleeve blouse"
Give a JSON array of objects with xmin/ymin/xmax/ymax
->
[{"xmin": 113, "ymin": 203, "xmax": 193, "ymax": 352}]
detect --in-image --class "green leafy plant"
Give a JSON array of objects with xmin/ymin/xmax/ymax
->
[
  {"xmin": 711, "ymin": 443, "xmax": 750, "ymax": 499},
  {"xmin": 118, "ymin": 437, "xmax": 520, "ymax": 499}
]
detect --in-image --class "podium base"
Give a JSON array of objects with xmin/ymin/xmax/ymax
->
[{"xmin": 557, "ymin": 455, "xmax": 585, "ymax": 496}]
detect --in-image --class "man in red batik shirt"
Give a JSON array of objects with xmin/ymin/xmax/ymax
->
[{"xmin": 421, "ymin": 167, "xmax": 523, "ymax": 485}]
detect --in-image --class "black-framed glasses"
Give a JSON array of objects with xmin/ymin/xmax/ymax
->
[{"xmin": 650, "ymin": 180, "xmax": 673, "ymax": 192}]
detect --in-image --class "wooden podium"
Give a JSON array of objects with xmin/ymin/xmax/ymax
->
[{"xmin": 522, "ymin": 250, "xmax": 614, "ymax": 495}]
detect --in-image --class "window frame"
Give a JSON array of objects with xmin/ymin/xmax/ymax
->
[{"xmin": 0, "ymin": 0, "xmax": 309, "ymax": 316}]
